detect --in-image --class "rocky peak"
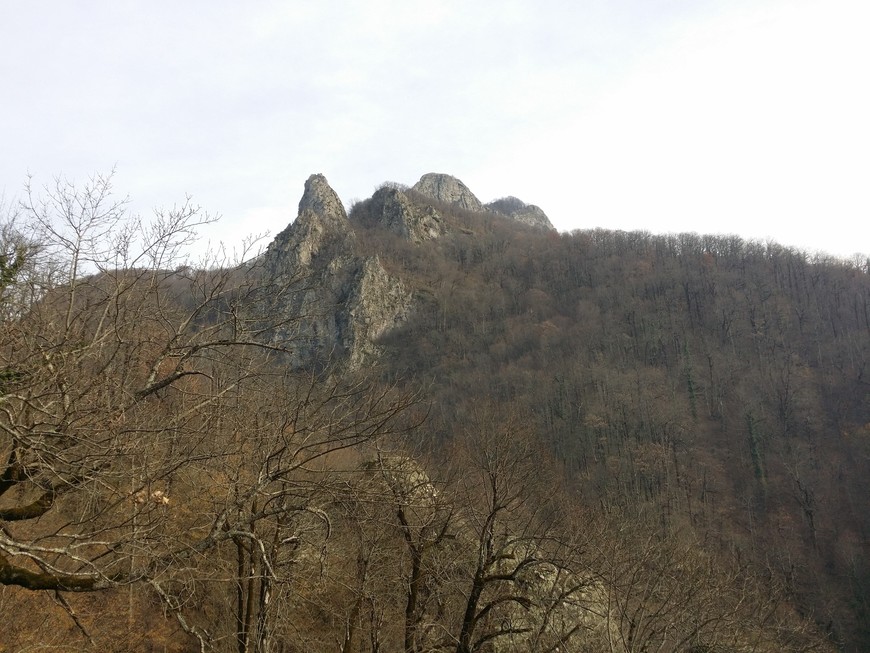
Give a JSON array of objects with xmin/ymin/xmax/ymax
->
[
  {"xmin": 253, "ymin": 174, "xmax": 413, "ymax": 371},
  {"xmin": 265, "ymin": 174, "xmax": 354, "ymax": 271},
  {"xmin": 251, "ymin": 171, "xmax": 554, "ymax": 371},
  {"xmin": 410, "ymin": 173, "xmax": 554, "ymax": 232},
  {"xmin": 297, "ymin": 173, "xmax": 348, "ymax": 222},
  {"xmin": 412, "ymin": 173, "xmax": 483, "ymax": 212},
  {"xmin": 365, "ymin": 186, "xmax": 445, "ymax": 243},
  {"xmin": 485, "ymin": 196, "xmax": 555, "ymax": 231}
]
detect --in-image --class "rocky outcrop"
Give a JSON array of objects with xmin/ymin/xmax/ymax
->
[
  {"xmin": 410, "ymin": 173, "xmax": 553, "ymax": 231},
  {"xmin": 354, "ymin": 185, "xmax": 446, "ymax": 243},
  {"xmin": 263, "ymin": 173, "xmax": 355, "ymax": 272},
  {"xmin": 346, "ymin": 257, "xmax": 413, "ymax": 367},
  {"xmin": 412, "ymin": 173, "xmax": 483, "ymax": 212},
  {"xmin": 485, "ymin": 196, "xmax": 555, "ymax": 231},
  {"xmin": 254, "ymin": 174, "xmax": 413, "ymax": 370},
  {"xmin": 363, "ymin": 454, "xmax": 439, "ymax": 506},
  {"xmin": 249, "ymin": 172, "xmax": 554, "ymax": 370}
]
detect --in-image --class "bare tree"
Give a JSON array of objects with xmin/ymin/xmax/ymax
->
[
  {"xmin": 447, "ymin": 406, "xmax": 589, "ymax": 653},
  {"xmin": 588, "ymin": 511, "xmax": 831, "ymax": 653},
  {"xmin": 146, "ymin": 365, "xmax": 418, "ymax": 653},
  {"xmin": 0, "ymin": 172, "xmax": 418, "ymax": 653},
  {"xmin": 1, "ymin": 171, "xmax": 234, "ymax": 592}
]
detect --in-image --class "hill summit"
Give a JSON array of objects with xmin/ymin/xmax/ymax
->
[
  {"xmin": 250, "ymin": 172, "xmax": 555, "ymax": 368},
  {"xmin": 409, "ymin": 172, "xmax": 555, "ymax": 231}
]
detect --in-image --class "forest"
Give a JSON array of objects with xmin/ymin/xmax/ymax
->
[{"xmin": 1, "ymin": 173, "xmax": 868, "ymax": 652}]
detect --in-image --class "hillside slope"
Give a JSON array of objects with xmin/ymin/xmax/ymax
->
[
  {"xmin": 342, "ymin": 175, "xmax": 870, "ymax": 651},
  {"xmin": 3, "ymin": 171, "xmax": 865, "ymax": 652}
]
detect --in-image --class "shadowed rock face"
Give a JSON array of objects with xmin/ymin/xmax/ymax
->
[{"xmin": 412, "ymin": 173, "xmax": 483, "ymax": 212}]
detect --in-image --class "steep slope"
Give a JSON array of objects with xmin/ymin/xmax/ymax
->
[
  {"xmin": 254, "ymin": 174, "xmax": 413, "ymax": 369},
  {"xmin": 251, "ymin": 172, "xmax": 867, "ymax": 649},
  {"xmin": 371, "ymin": 221, "xmax": 870, "ymax": 651}
]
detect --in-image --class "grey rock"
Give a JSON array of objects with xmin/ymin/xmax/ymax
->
[
  {"xmin": 249, "ymin": 172, "xmax": 554, "ymax": 371},
  {"xmin": 254, "ymin": 174, "xmax": 413, "ymax": 370},
  {"xmin": 297, "ymin": 172, "xmax": 347, "ymax": 220},
  {"xmin": 412, "ymin": 173, "xmax": 483, "ymax": 212},
  {"xmin": 263, "ymin": 173, "xmax": 355, "ymax": 272},
  {"xmin": 363, "ymin": 455, "xmax": 439, "ymax": 506},
  {"xmin": 345, "ymin": 256, "xmax": 413, "ymax": 368},
  {"xmin": 365, "ymin": 186, "xmax": 446, "ymax": 243},
  {"xmin": 485, "ymin": 196, "xmax": 555, "ymax": 231},
  {"xmin": 410, "ymin": 173, "xmax": 554, "ymax": 232}
]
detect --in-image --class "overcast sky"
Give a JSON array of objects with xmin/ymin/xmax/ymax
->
[{"xmin": 2, "ymin": 0, "xmax": 868, "ymax": 259}]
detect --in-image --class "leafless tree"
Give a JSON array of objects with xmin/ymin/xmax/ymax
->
[
  {"xmin": 0, "ymin": 173, "xmax": 418, "ymax": 653},
  {"xmin": 588, "ymin": 512, "xmax": 831, "ymax": 653},
  {"xmin": 446, "ymin": 406, "xmax": 590, "ymax": 653}
]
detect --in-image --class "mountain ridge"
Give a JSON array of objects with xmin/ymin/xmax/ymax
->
[
  {"xmin": 5, "ymin": 168, "xmax": 865, "ymax": 652},
  {"xmin": 251, "ymin": 172, "xmax": 870, "ymax": 649},
  {"xmin": 253, "ymin": 172, "xmax": 555, "ymax": 368}
]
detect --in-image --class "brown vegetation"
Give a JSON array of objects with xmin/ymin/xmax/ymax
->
[{"xmin": 2, "ymin": 173, "xmax": 863, "ymax": 651}]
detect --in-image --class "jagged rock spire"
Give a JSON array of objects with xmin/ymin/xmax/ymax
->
[
  {"xmin": 254, "ymin": 173, "xmax": 412, "ymax": 371},
  {"xmin": 265, "ymin": 173, "xmax": 354, "ymax": 270},
  {"xmin": 297, "ymin": 173, "xmax": 348, "ymax": 223}
]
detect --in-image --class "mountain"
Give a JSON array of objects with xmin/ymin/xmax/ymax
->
[
  {"xmin": 253, "ymin": 173, "xmax": 557, "ymax": 368},
  {"xmin": 4, "ymin": 169, "xmax": 867, "ymax": 652},
  {"xmin": 251, "ymin": 172, "xmax": 870, "ymax": 651}
]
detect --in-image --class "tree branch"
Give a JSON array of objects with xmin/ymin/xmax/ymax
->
[{"xmin": 0, "ymin": 554, "xmax": 115, "ymax": 592}]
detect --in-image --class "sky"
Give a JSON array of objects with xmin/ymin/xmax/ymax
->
[{"xmin": 2, "ymin": 0, "xmax": 868, "ymax": 260}]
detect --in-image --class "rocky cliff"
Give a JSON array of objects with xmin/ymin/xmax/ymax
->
[
  {"xmin": 254, "ymin": 174, "xmax": 412, "ymax": 370},
  {"xmin": 411, "ymin": 172, "xmax": 554, "ymax": 230},
  {"xmin": 355, "ymin": 184, "xmax": 446, "ymax": 243},
  {"xmin": 251, "ymin": 172, "xmax": 553, "ymax": 370}
]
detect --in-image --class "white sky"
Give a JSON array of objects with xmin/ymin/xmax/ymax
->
[{"xmin": 2, "ymin": 0, "xmax": 868, "ymax": 259}]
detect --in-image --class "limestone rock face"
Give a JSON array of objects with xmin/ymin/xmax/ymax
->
[
  {"xmin": 410, "ymin": 173, "xmax": 554, "ymax": 231},
  {"xmin": 249, "ymin": 172, "xmax": 555, "ymax": 370},
  {"xmin": 297, "ymin": 172, "xmax": 346, "ymax": 219},
  {"xmin": 364, "ymin": 186, "xmax": 445, "ymax": 243},
  {"xmin": 254, "ymin": 174, "xmax": 412, "ymax": 370},
  {"xmin": 345, "ymin": 257, "xmax": 413, "ymax": 368},
  {"xmin": 485, "ymin": 196, "xmax": 555, "ymax": 231},
  {"xmin": 412, "ymin": 173, "xmax": 483, "ymax": 212},
  {"xmin": 263, "ymin": 173, "xmax": 354, "ymax": 272}
]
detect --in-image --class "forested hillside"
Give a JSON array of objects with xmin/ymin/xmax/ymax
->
[
  {"xmin": 354, "ymin": 195, "xmax": 870, "ymax": 651},
  {"xmin": 1, "ymin": 172, "xmax": 867, "ymax": 652}
]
